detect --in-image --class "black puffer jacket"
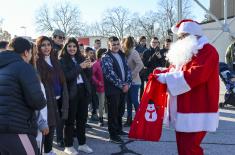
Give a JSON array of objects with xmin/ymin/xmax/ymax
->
[{"xmin": 0, "ymin": 51, "xmax": 46, "ymax": 136}]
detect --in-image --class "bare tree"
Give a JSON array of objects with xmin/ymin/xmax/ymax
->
[
  {"xmin": 125, "ymin": 13, "xmax": 141, "ymax": 38},
  {"xmin": 84, "ymin": 22, "xmax": 106, "ymax": 36},
  {"xmin": 133, "ymin": 11, "xmax": 159, "ymax": 39},
  {"xmin": 35, "ymin": 5, "xmax": 53, "ymax": 32},
  {"xmin": 0, "ymin": 19, "xmax": 11, "ymax": 41},
  {"xmin": 101, "ymin": 7, "xmax": 132, "ymax": 39},
  {"xmin": 35, "ymin": 1, "xmax": 83, "ymax": 36},
  {"xmin": 156, "ymin": 0, "xmax": 193, "ymax": 39},
  {"xmin": 0, "ymin": 30, "xmax": 11, "ymax": 41},
  {"xmin": 0, "ymin": 18, "xmax": 3, "ymax": 27}
]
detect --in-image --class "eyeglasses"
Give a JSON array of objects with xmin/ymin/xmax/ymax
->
[
  {"xmin": 152, "ymin": 42, "xmax": 159, "ymax": 44},
  {"xmin": 111, "ymin": 43, "xmax": 120, "ymax": 46}
]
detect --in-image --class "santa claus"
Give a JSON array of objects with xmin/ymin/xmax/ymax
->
[{"xmin": 156, "ymin": 19, "xmax": 219, "ymax": 155}]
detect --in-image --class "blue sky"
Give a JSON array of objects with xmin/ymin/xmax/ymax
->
[{"xmin": 0, "ymin": 0, "xmax": 209, "ymax": 38}]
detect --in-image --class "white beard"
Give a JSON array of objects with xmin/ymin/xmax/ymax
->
[{"xmin": 166, "ymin": 35, "xmax": 198, "ymax": 68}]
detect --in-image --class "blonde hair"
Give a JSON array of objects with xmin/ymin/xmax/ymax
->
[{"xmin": 123, "ymin": 36, "xmax": 135, "ymax": 56}]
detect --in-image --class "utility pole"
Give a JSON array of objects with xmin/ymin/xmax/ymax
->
[{"xmin": 177, "ymin": 0, "xmax": 182, "ymax": 22}]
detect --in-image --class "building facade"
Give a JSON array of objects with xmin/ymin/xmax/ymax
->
[
  {"xmin": 78, "ymin": 36, "xmax": 108, "ymax": 49},
  {"xmin": 210, "ymin": 0, "xmax": 235, "ymax": 19}
]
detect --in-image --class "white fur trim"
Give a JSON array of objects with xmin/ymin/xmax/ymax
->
[
  {"xmin": 165, "ymin": 71, "xmax": 191, "ymax": 96},
  {"xmin": 175, "ymin": 112, "xmax": 219, "ymax": 132},
  {"xmin": 157, "ymin": 73, "xmax": 166, "ymax": 84},
  {"xmin": 178, "ymin": 22, "xmax": 203, "ymax": 36},
  {"xmin": 171, "ymin": 25, "xmax": 178, "ymax": 34},
  {"xmin": 197, "ymin": 36, "xmax": 208, "ymax": 50}
]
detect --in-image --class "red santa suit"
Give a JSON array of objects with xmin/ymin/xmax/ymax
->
[{"xmin": 157, "ymin": 19, "xmax": 219, "ymax": 155}]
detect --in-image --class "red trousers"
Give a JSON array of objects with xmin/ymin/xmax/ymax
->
[{"xmin": 176, "ymin": 131, "xmax": 207, "ymax": 155}]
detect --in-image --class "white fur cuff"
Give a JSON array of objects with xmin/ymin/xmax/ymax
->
[
  {"xmin": 157, "ymin": 73, "xmax": 166, "ymax": 84},
  {"xmin": 165, "ymin": 71, "xmax": 191, "ymax": 96}
]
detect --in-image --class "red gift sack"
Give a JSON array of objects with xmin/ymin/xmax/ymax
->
[{"xmin": 128, "ymin": 71, "xmax": 167, "ymax": 141}]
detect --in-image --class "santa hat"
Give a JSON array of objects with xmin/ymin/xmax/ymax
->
[{"xmin": 171, "ymin": 19, "xmax": 203, "ymax": 36}]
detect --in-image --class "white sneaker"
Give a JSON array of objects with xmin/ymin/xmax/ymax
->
[
  {"xmin": 64, "ymin": 147, "xmax": 79, "ymax": 155},
  {"xmin": 78, "ymin": 144, "xmax": 93, "ymax": 153},
  {"xmin": 44, "ymin": 150, "xmax": 57, "ymax": 155}
]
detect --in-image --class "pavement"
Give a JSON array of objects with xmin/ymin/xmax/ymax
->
[{"xmin": 53, "ymin": 80, "xmax": 235, "ymax": 155}]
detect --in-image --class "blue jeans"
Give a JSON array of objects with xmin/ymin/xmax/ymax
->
[{"xmin": 127, "ymin": 84, "xmax": 140, "ymax": 118}]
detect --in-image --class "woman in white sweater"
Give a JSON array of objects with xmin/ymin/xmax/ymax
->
[{"xmin": 122, "ymin": 36, "xmax": 144, "ymax": 126}]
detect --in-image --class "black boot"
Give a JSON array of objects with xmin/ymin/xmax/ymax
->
[
  {"xmin": 124, "ymin": 117, "xmax": 132, "ymax": 127},
  {"xmin": 98, "ymin": 117, "xmax": 104, "ymax": 126},
  {"xmin": 90, "ymin": 113, "xmax": 99, "ymax": 122}
]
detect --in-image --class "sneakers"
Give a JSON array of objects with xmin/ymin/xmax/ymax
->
[
  {"xmin": 85, "ymin": 123, "xmax": 92, "ymax": 129},
  {"xmin": 118, "ymin": 131, "xmax": 128, "ymax": 136},
  {"xmin": 78, "ymin": 144, "xmax": 93, "ymax": 153},
  {"xmin": 54, "ymin": 140, "xmax": 64, "ymax": 147},
  {"xmin": 98, "ymin": 121, "xmax": 104, "ymax": 127},
  {"xmin": 90, "ymin": 114, "xmax": 99, "ymax": 122},
  {"xmin": 109, "ymin": 135, "xmax": 124, "ymax": 144},
  {"xmin": 44, "ymin": 150, "xmax": 57, "ymax": 155},
  {"xmin": 64, "ymin": 147, "xmax": 79, "ymax": 155}
]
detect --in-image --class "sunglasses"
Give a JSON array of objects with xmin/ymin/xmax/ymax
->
[{"xmin": 56, "ymin": 36, "xmax": 65, "ymax": 40}]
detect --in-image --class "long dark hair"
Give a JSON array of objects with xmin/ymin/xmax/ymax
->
[
  {"xmin": 59, "ymin": 37, "xmax": 84, "ymax": 63},
  {"xmin": 36, "ymin": 36, "xmax": 65, "ymax": 85}
]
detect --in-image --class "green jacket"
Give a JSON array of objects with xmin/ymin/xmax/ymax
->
[{"xmin": 225, "ymin": 42, "xmax": 235, "ymax": 68}]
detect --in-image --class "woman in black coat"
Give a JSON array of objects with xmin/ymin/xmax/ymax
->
[
  {"xmin": 36, "ymin": 36, "xmax": 69, "ymax": 154},
  {"xmin": 59, "ymin": 37, "xmax": 93, "ymax": 154}
]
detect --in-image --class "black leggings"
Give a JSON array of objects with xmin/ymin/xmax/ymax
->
[{"xmin": 56, "ymin": 98, "xmax": 65, "ymax": 143}]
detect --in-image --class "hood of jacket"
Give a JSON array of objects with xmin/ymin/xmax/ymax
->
[{"xmin": 0, "ymin": 50, "xmax": 23, "ymax": 68}]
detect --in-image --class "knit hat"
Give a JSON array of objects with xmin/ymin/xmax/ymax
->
[
  {"xmin": 171, "ymin": 19, "xmax": 203, "ymax": 36},
  {"xmin": 52, "ymin": 29, "xmax": 65, "ymax": 37}
]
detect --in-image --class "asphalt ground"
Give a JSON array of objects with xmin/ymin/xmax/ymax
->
[{"xmin": 53, "ymin": 80, "xmax": 235, "ymax": 155}]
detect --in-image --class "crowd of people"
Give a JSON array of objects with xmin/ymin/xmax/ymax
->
[
  {"xmin": 0, "ymin": 19, "xmax": 220, "ymax": 155},
  {"xmin": 0, "ymin": 30, "xmax": 170, "ymax": 155}
]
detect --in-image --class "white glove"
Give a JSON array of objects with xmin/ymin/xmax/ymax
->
[{"xmin": 156, "ymin": 73, "xmax": 167, "ymax": 84}]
